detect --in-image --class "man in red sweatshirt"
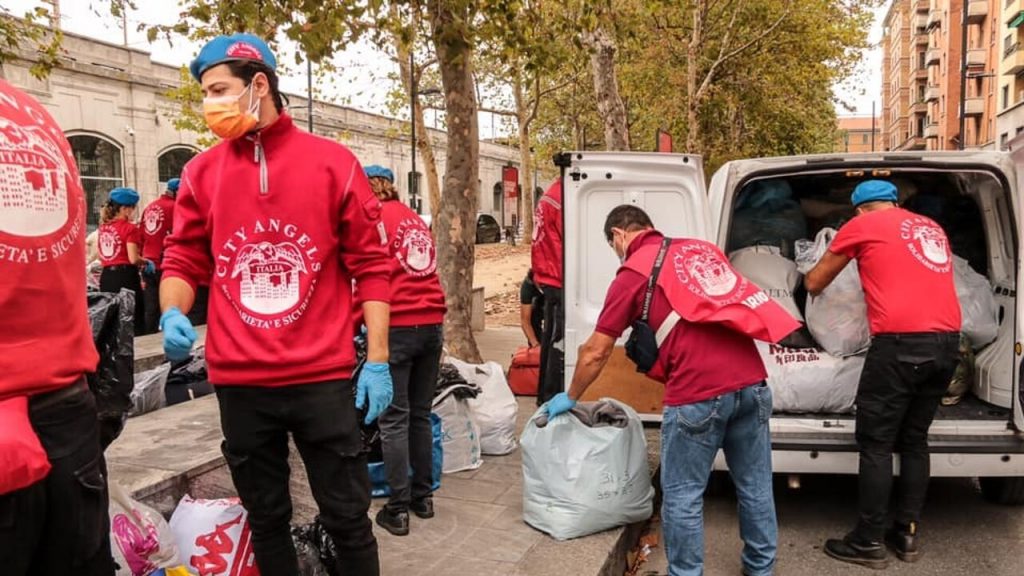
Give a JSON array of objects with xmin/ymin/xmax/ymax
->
[
  {"xmin": 531, "ymin": 180, "xmax": 564, "ymax": 404},
  {"xmin": 0, "ymin": 80, "xmax": 112, "ymax": 574},
  {"xmin": 159, "ymin": 34, "xmax": 392, "ymax": 576},
  {"xmin": 139, "ymin": 177, "xmax": 177, "ymax": 334}
]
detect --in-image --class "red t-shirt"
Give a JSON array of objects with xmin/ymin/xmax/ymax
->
[
  {"xmin": 829, "ymin": 207, "xmax": 961, "ymax": 335},
  {"xmin": 531, "ymin": 181, "xmax": 563, "ymax": 289},
  {"xmin": 97, "ymin": 218, "xmax": 140, "ymax": 267},
  {"xmin": 141, "ymin": 194, "xmax": 175, "ymax": 265},
  {"xmin": 0, "ymin": 79, "xmax": 99, "ymax": 400},
  {"xmin": 595, "ymin": 230, "xmax": 767, "ymax": 406},
  {"xmin": 380, "ymin": 199, "xmax": 447, "ymax": 326}
]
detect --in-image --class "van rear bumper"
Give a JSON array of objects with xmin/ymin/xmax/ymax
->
[{"xmin": 771, "ymin": 431, "xmax": 1024, "ymax": 454}]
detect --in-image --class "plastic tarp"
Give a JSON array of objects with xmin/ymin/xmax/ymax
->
[
  {"xmin": 109, "ymin": 480, "xmax": 182, "ymax": 575},
  {"xmin": 796, "ymin": 228, "xmax": 871, "ymax": 357},
  {"xmin": 367, "ymin": 413, "xmax": 443, "ymax": 497},
  {"xmin": 168, "ymin": 496, "xmax": 259, "ymax": 576},
  {"xmin": 521, "ymin": 398, "xmax": 654, "ymax": 541},
  {"xmin": 953, "ymin": 256, "xmax": 998, "ymax": 350},
  {"xmin": 432, "ymin": 384, "xmax": 483, "ymax": 473},
  {"xmin": 756, "ymin": 342, "xmax": 863, "ymax": 414},
  {"xmin": 129, "ymin": 363, "xmax": 170, "ymax": 418},
  {"xmin": 87, "ymin": 289, "xmax": 136, "ymax": 448},
  {"xmin": 449, "ymin": 358, "xmax": 519, "ymax": 455},
  {"xmin": 728, "ymin": 180, "xmax": 808, "ymax": 259}
]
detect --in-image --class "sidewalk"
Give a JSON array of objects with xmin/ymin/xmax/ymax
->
[{"xmin": 111, "ymin": 327, "xmax": 640, "ymax": 576}]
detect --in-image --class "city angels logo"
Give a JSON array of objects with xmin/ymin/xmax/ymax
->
[
  {"xmin": 216, "ymin": 218, "xmax": 322, "ymax": 329},
  {"xmin": 98, "ymin": 227, "xmax": 122, "ymax": 260},
  {"xmin": 143, "ymin": 205, "xmax": 165, "ymax": 235},
  {"xmin": 393, "ymin": 218, "xmax": 436, "ymax": 277},
  {"xmin": 900, "ymin": 217, "xmax": 951, "ymax": 273},
  {"xmin": 0, "ymin": 117, "xmax": 71, "ymax": 237},
  {"xmin": 672, "ymin": 241, "xmax": 747, "ymax": 302}
]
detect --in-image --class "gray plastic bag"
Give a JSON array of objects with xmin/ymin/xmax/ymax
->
[
  {"xmin": 521, "ymin": 398, "xmax": 654, "ymax": 540},
  {"xmin": 129, "ymin": 363, "xmax": 170, "ymax": 417}
]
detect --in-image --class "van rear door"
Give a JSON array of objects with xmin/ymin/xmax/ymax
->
[
  {"xmin": 562, "ymin": 152, "xmax": 710, "ymax": 418},
  {"xmin": 1007, "ymin": 142, "xmax": 1024, "ymax": 431}
]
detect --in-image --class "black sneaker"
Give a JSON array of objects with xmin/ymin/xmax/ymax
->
[
  {"xmin": 824, "ymin": 535, "xmax": 890, "ymax": 570},
  {"xmin": 375, "ymin": 507, "xmax": 409, "ymax": 536},
  {"xmin": 410, "ymin": 497, "xmax": 435, "ymax": 519},
  {"xmin": 885, "ymin": 522, "xmax": 921, "ymax": 563}
]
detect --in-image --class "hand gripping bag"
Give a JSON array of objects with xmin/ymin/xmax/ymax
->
[
  {"xmin": 796, "ymin": 228, "xmax": 870, "ymax": 357},
  {"xmin": 521, "ymin": 398, "xmax": 654, "ymax": 540},
  {"xmin": 109, "ymin": 480, "xmax": 182, "ymax": 575},
  {"xmin": 449, "ymin": 358, "xmax": 519, "ymax": 455}
]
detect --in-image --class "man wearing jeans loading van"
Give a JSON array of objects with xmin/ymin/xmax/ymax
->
[
  {"xmin": 546, "ymin": 205, "xmax": 799, "ymax": 576},
  {"xmin": 806, "ymin": 180, "xmax": 961, "ymax": 569}
]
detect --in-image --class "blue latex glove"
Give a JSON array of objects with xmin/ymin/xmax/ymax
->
[
  {"xmin": 143, "ymin": 260, "xmax": 156, "ymax": 276},
  {"xmin": 161, "ymin": 307, "xmax": 197, "ymax": 362},
  {"xmin": 544, "ymin": 392, "xmax": 577, "ymax": 419},
  {"xmin": 356, "ymin": 362, "xmax": 393, "ymax": 425}
]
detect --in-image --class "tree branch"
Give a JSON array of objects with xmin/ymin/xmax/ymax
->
[{"xmin": 477, "ymin": 106, "xmax": 519, "ymax": 117}]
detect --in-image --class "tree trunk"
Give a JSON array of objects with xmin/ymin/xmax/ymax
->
[
  {"xmin": 513, "ymin": 69, "xmax": 535, "ymax": 240},
  {"xmin": 429, "ymin": 0, "xmax": 482, "ymax": 363},
  {"xmin": 686, "ymin": 4, "xmax": 702, "ymax": 153},
  {"xmin": 583, "ymin": 27, "xmax": 630, "ymax": 151},
  {"xmin": 395, "ymin": 23, "xmax": 443, "ymax": 221}
]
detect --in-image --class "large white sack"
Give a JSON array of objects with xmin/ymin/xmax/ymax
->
[
  {"xmin": 521, "ymin": 398, "xmax": 654, "ymax": 541},
  {"xmin": 432, "ymin": 384, "xmax": 484, "ymax": 473},
  {"xmin": 129, "ymin": 363, "xmax": 170, "ymax": 417},
  {"xmin": 109, "ymin": 481, "xmax": 181, "ymax": 576},
  {"xmin": 953, "ymin": 256, "xmax": 998, "ymax": 349},
  {"xmin": 756, "ymin": 342, "xmax": 863, "ymax": 414},
  {"xmin": 449, "ymin": 358, "xmax": 518, "ymax": 455},
  {"xmin": 169, "ymin": 496, "xmax": 259, "ymax": 576},
  {"xmin": 729, "ymin": 245, "xmax": 804, "ymax": 321},
  {"xmin": 796, "ymin": 228, "xmax": 871, "ymax": 357}
]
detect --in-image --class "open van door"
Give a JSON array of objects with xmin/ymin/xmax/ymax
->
[
  {"xmin": 1007, "ymin": 140, "xmax": 1024, "ymax": 432},
  {"xmin": 561, "ymin": 152, "xmax": 711, "ymax": 419}
]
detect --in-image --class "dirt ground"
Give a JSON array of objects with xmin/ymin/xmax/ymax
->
[{"xmin": 475, "ymin": 243, "xmax": 531, "ymax": 328}]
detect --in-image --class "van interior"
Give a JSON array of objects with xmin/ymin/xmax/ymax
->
[{"xmin": 723, "ymin": 168, "xmax": 1016, "ymax": 422}]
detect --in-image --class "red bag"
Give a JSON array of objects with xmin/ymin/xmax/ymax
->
[
  {"xmin": 508, "ymin": 346, "xmax": 541, "ymax": 396},
  {"xmin": 0, "ymin": 396, "xmax": 51, "ymax": 495}
]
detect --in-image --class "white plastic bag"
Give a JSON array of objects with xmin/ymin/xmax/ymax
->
[
  {"xmin": 953, "ymin": 256, "xmax": 998, "ymax": 349},
  {"xmin": 449, "ymin": 358, "xmax": 518, "ymax": 455},
  {"xmin": 432, "ymin": 385, "xmax": 483, "ymax": 473},
  {"xmin": 755, "ymin": 342, "xmax": 863, "ymax": 414},
  {"xmin": 796, "ymin": 228, "xmax": 871, "ymax": 357},
  {"xmin": 169, "ymin": 496, "xmax": 259, "ymax": 576},
  {"xmin": 129, "ymin": 363, "xmax": 170, "ymax": 417},
  {"xmin": 521, "ymin": 398, "xmax": 654, "ymax": 541},
  {"xmin": 109, "ymin": 481, "xmax": 181, "ymax": 576},
  {"xmin": 729, "ymin": 245, "xmax": 804, "ymax": 320}
]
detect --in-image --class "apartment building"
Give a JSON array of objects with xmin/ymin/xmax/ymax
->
[
  {"xmin": 997, "ymin": 1, "xmax": 1024, "ymax": 148},
  {"xmin": 834, "ymin": 116, "xmax": 883, "ymax": 152},
  {"xmin": 882, "ymin": 0, "xmax": 928, "ymax": 150}
]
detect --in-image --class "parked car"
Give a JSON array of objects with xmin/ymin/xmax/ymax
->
[{"xmin": 476, "ymin": 213, "xmax": 502, "ymax": 244}]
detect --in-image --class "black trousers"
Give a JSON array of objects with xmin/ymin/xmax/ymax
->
[
  {"xmin": 100, "ymin": 264, "xmax": 144, "ymax": 336},
  {"xmin": 141, "ymin": 268, "xmax": 162, "ymax": 335},
  {"xmin": 537, "ymin": 285, "xmax": 564, "ymax": 405},
  {"xmin": 852, "ymin": 332, "xmax": 959, "ymax": 542},
  {"xmin": 0, "ymin": 381, "xmax": 115, "ymax": 576},
  {"xmin": 379, "ymin": 325, "xmax": 444, "ymax": 512},
  {"xmin": 216, "ymin": 379, "xmax": 379, "ymax": 576}
]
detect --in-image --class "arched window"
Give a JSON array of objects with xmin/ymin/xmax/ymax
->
[
  {"xmin": 492, "ymin": 182, "xmax": 503, "ymax": 216},
  {"xmin": 68, "ymin": 133, "xmax": 123, "ymax": 231},
  {"xmin": 158, "ymin": 146, "xmax": 198, "ymax": 189}
]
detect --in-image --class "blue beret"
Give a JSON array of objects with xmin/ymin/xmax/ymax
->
[
  {"xmin": 190, "ymin": 33, "xmax": 277, "ymax": 82},
  {"xmin": 109, "ymin": 187, "xmax": 140, "ymax": 206},
  {"xmin": 166, "ymin": 178, "xmax": 180, "ymax": 193},
  {"xmin": 364, "ymin": 165, "xmax": 395, "ymax": 182},
  {"xmin": 851, "ymin": 180, "xmax": 898, "ymax": 207}
]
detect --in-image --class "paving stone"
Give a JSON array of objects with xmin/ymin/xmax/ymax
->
[
  {"xmin": 434, "ymin": 475, "xmax": 512, "ymax": 504},
  {"xmin": 454, "ymin": 526, "xmax": 543, "ymax": 563}
]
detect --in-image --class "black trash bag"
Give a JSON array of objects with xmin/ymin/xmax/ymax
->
[
  {"xmin": 311, "ymin": 516, "xmax": 342, "ymax": 576},
  {"xmin": 435, "ymin": 363, "xmax": 480, "ymax": 400},
  {"xmin": 87, "ymin": 289, "xmax": 135, "ymax": 448},
  {"xmin": 165, "ymin": 346, "xmax": 214, "ymax": 406},
  {"xmin": 292, "ymin": 523, "xmax": 333, "ymax": 576}
]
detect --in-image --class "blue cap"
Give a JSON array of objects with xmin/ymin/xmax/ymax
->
[
  {"xmin": 190, "ymin": 33, "xmax": 277, "ymax": 82},
  {"xmin": 166, "ymin": 178, "xmax": 180, "ymax": 193},
  {"xmin": 364, "ymin": 165, "xmax": 394, "ymax": 182},
  {"xmin": 109, "ymin": 187, "xmax": 140, "ymax": 206},
  {"xmin": 851, "ymin": 180, "xmax": 898, "ymax": 207}
]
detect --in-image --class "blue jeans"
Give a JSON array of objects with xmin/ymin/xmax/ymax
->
[{"xmin": 661, "ymin": 383, "xmax": 777, "ymax": 576}]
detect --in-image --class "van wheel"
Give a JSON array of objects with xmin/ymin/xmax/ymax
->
[{"xmin": 979, "ymin": 477, "xmax": 1024, "ymax": 505}]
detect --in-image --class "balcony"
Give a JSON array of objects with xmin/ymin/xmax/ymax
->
[
  {"xmin": 925, "ymin": 123, "xmax": 940, "ymax": 139},
  {"xmin": 914, "ymin": 13, "xmax": 929, "ymax": 32},
  {"xmin": 967, "ymin": 0, "xmax": 987, "ymax": 23},
  {"xmin": 965, "ymin": 97, "xmax": 985, "ymax": 116},
  {"xmin": 925, "ymin": 84, "xmax": 941, "ymax": 102},
  {"xmin": 927, "ymin": 8, "xmax": 942, "ymax": 29},
  {"xmin": 967, "ymin": 48, "xmax": 987, "ymax": 67},
  {"xmin": 1007, "ymin": 48, "xmax": 1024, "ymax": 75},
  {"xmin": 926, "ymin": 47, "xmax": 942, "ymax": 65},
  {"xmin": 911, "ymin": 100, "xmax": 929, "ymax": 114},
  {"xmin": 904, "ymin": 136, "xmax": 927, "ymax": 151}
]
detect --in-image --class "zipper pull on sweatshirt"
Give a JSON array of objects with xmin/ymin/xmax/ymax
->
[{"xmin": 254, "ymin": 135, "xmax": 268, "ymax": 195}]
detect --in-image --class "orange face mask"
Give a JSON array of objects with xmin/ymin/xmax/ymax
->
[{"xmin": 202, "ymin": 83, "xmax": 260, "ymax": 140}]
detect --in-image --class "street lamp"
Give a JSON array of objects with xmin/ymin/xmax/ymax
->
[{"xmin": 410, "ymin": 50, "xmax": 441, "ymax": 215}]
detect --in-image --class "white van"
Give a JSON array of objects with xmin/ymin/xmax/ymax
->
[{"xmin": 559, "ymin": 149, "xmax": 1024, "ymax": 505}]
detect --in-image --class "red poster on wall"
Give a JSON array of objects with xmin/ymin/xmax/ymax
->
[{"xmin": 502, "ymin": 165, "xmax": 519, "ymax": 228}]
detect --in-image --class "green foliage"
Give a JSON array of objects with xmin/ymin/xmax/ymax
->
[{"xmin": 0, "ymin": 3, "xmax": 63, "ymax": 79}]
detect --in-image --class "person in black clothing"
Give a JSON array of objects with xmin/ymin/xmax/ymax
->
[{"xmin": 519, "ymin": 270, "xmax": 545, "ymax": 348}]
